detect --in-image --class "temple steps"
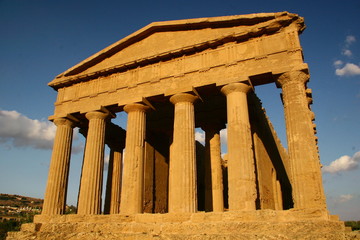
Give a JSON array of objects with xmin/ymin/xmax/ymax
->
[{"xmin": 6, "ymin": 210, "xmax": 359, "ymax": 240}]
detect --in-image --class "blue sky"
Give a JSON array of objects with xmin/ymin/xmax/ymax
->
[{"xmin": 0, "ymin": 0, "xmax": 359, "ymax": 220}]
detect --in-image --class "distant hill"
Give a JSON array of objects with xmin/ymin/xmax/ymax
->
[
  {"xmin": 0, "ymin": 194, "xmax": 43, "ymax": 209},
  {"xmin": 0, "ymin": 194, "xmax": 43, "ymax": 240}
]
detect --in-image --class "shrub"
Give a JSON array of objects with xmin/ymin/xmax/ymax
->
[{"xmin": 345, "ymin": 221, "xmax": 360, "ymax": 231}]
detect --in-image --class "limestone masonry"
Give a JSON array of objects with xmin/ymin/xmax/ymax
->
[{"xmin": 8, "ymin": 12, "xmax": 359, "ymax": 239}]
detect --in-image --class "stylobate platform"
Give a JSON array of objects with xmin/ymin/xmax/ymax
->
[{"xmin": 7, "ymin": 209, "xmax": 356, "ymax": 240}]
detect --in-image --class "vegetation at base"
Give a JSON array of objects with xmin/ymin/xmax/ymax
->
[
  {"xmin": 0, "ymin": 212, "xmax": 36, "ymax": 240},
  {"xmin": 345, "ymin": 221, "xmax": 360, "ymax": 231},
  {"xmin": 0, "ymin": 220, "xmax": 19, "ymax": 240},
  {"xmin": 65, "ymin": 205, "xmax": 77, "ymax": 214},
  {"xmin": 0, "ymin": 205, "xmax": 77, "ymax": 239},
  {"xmin": 0, "ymin": 193, "xmax": 42, "ymax": 240},
  {"xmin": 0, "ymin": 192, "xmax": 77, "ymax": 240}
]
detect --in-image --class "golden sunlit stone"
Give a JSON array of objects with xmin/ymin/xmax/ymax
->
[{"xmin": 8, "ymin": 12, "xmax": 358, "ymax": 240}]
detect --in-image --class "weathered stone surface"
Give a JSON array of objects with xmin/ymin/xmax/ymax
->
[
  {"xmin": 202, "ymin": 122, "xmax": 224, "ymax": 212},
  {"xmin": 7, "ymin": 211, "xmax": 357, "ymax": 240},
  {"xmin": 221, "ymin": 83, "xmax": 257, "ymax": 211},
  {"xmin": 120, "ymin": 103, "xmax": 149, "ymax": 214},
  {"xmin": 42, "ymin": 118, "xmax": 75, "ymax": 215},
  {"xmin": 169, "ymin": 93, "xmax": 198, "ymax": 213},
  {"xmin": 10, "ymin": 11, "xmax": 350, "ymax": 240},
  {"xmin": 47, "ymin": 12, "xmax": 306, "ymax": 117},
  {"xmin": 77, "ymin": 111, "xmax": 109, "ymax": 215}
]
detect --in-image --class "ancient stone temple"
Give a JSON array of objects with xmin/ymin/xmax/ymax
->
[{"xmin": 8, "ymin": 12, "xmax": 354, "ymax": 240}]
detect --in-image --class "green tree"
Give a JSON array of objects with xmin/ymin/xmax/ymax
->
[
  {"xmin": 345, "ymin": 221, "xmax": 360, "ymax": 231},
  {"xmin": 0, "ymin": 213, "xmax": 36, "ymax": 240},
  {"xmin": 0, "ymin": 219, "xmax": 21, "ymax": 240}
]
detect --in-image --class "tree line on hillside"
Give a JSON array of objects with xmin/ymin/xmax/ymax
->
[
  {"xmin": 345, "ymin": 221, "xmax": 360, "ymax": 231},
  {"xmin": 0, "ymin": 212, "xmax": 35, "ymax": 240}
]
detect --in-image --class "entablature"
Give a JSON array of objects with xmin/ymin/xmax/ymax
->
[{"xmin": 51, "ymin": 34, "xmax": 307, "ymax": 118}]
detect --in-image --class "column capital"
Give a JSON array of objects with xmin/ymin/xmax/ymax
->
[
  {"xmin": 53, "ymin": 117, "xmax": 76, "ymax": 128},
  {"xmin": 220, "ymin": 82, "xmax": 252, "ymax": 96},
  {"xmin": 85, "ymin": 111, "xmax": 109, "ymax": 120},
  {"xmin": 170, "ymin": 93, "xmax": 198, "ymax": 105},
  {"xmin": 124, "ymin": 103, "xmax": 150, "ymax": 113},
  {"xmin": 276, "ymin": 70, "xmax": 309, "ymax": 88}
]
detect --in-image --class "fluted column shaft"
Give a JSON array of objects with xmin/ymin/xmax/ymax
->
[
  {"xmin": 120, "ymin": 103, "xmax": 149, "ymax": 214},
  {"xmin": 277, "ymin": 71, "xmax": 326, "ymax": 209},
  {"xmin": 221, "ymin": 83, "xmax": 257, "ymax": 211},
  {"xmin": 169, "ymin": 93, "xmax": 198, "ymax": 213},
  {"xmin": 42, "ymin": 118, "xmax": 74, "ymax": 215},
  {"xmin": 77, "ymin": 111, "xmax": 109, "ymax": 215},
  {"xmin": 203, "ymin": 124, "xmax": 224, "ymax": 212},
  {"xmin": 104, "ymin": 148, "xmax": 123, "ymax": 214}
]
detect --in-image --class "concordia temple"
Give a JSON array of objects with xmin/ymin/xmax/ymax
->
[{"xmin": 8, "ymin": 12, "xmax": 355, "ymax": 239}]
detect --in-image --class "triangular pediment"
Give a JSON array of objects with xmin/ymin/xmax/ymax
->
[{"xmin": 49, "ymin": 12, "xmax": 304, "ymax": 89}]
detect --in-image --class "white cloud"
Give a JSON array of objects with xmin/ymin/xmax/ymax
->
[
  {"xmin": 0, "ymin": 110, "xmax": 56, "ymax": 150},
  {"xmin": 334, "ymin": 35, "xmax": 358, "ymax": 77},
  {"xmin": 104, "ymin": 154, "xmax": 110, "ymax": 164},
  {"xmin": 335, "ymin": 63, "xmax": 360, "ymax": 76},
  {"xmin": 220, "ymin": 128, "xmax": 227, "ymax": 145},
  {"xmin": 342, "ymin": 49, "xmax": 353, "ymax": 57},
  {"xmin": 338, "ymin": 194, "xmax": 354, "ymax": 203},
  {"xmin": 323, "ymin": 151, "xmax": 360, "ymax": 173},
  {"xmin": 71, "ymin": 144, "xmax": 84, "ymax": 154},
  {"xmin": 344, "ymin": 35, "xmax": 356, "ymax": 53},
  {"xmin": 195, "ymin": 128, "xmax": 228, "ymax": 146},
  {"xmin": 333, "ymin": 60, "xmax": 343, "ymax": 67},
  {"xmin": 195, "ymin": 131, "xmax": 205, "ymax": 144},
  {"xmin": 346, "ymin": 35, "xmax": 356, "ymax": 45}
]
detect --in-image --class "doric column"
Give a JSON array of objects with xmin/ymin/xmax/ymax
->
[
  {"xmin": 120, "ymin": 103, "xmax": 149, "ymax": 214},
  {"xmin": 221, "ymin": 82, "xmax": 257, "ymax": 211},
  {"xmin": 104, "ymin": 148, "xmax": 123, "ymax": 214},
  {"xmin": 276, "ymin": 70, "xmax": 326, "ymax": 209},
  {"xmin": 42, "ymin": 118, "xmax": 75, "ymax": 215},
  {"xmin": 169, "ymin": 93, "xmax": 198, "ymax": 213},
  {"xmin": 202, "ymin": 123, "xmax": 224, "ymax": 212},
  {"xmin": 77, "ymin": 111, "xmax": 109, "ymax": 215}
]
